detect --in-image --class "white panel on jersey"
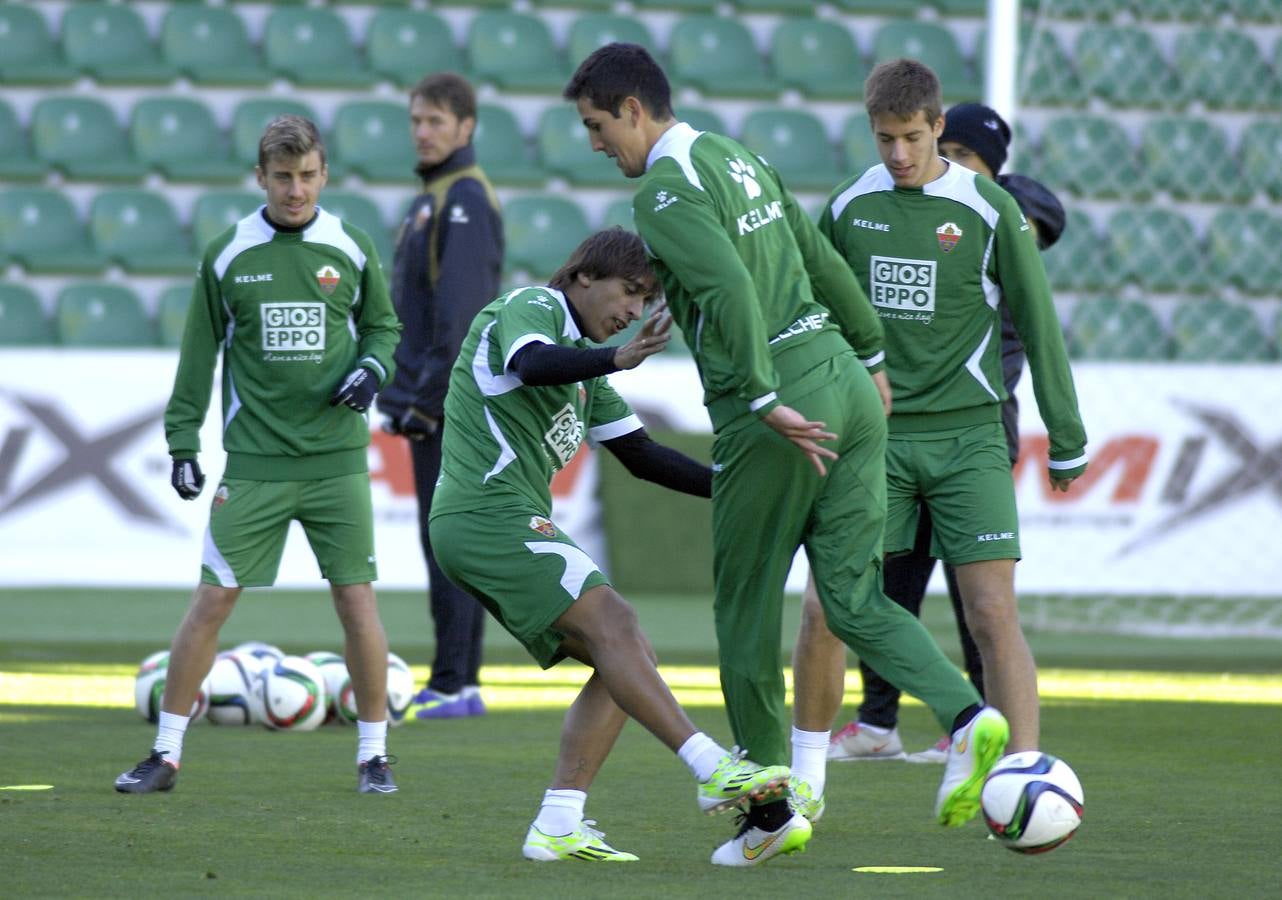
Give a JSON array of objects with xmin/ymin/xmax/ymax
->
[
  {"xmin": 963, "ymin": 324, "xmax": 1000, "ymax": 401},
  {"xmin": 482, "ymin": 405, "xmax": 516, "ymax": 483},
  {"xmin": 828, "ymin": 165, "xmax": 892, "ymax": 221},
  {"xmin": 924, "ymin": 164, "xmax": 1000, "ymax": 230},
  {"xmin": 472, "ymin": 322, "xmax": 524, "ymax": 397},
  {"xmin": 503, "ymin": 333, "xmax": 556, "ymax": 372},
  {"xmin": 524, "ymin": 540, "xmax": 600, "ymax": 600},
  {"xmin": 588, "ymin": 413, "xmax": 642, "ymax": 444},
  {"xmin": 545, "ymin": 288, "xmax": 583, "ymax": 341},
  {"xmin": 213, "ymin": 209, "xmax": 273, "ymax": 281},
  {"xmin": 646, "ymin": 122, "xmax": 704, "ymax": 191},
  {"xmin": 305, "ymin": 208, "xmax": 367, "ymax": 272}
]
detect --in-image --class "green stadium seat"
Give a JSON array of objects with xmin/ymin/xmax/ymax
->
[
  {"xmin": 366, "ymin": 9, "xmax": 462, "ymax": 89},
  {"xmin": 1129, "ymin": 0, "xmax": 1226, "ymax": 22},
  {"xmin": 156, "ymin": 284, "xmax": 193, "ymax": 348},
  {"xmin": 89, "ymin": 189, "xmax": 196, "ymax": 275},
  {"xmin": 61, "ymin": 4, "xmax": 175, "ymax": 85},
  {"xmin": 503, "ymin": 195, "xmax": 591, "ymax": 279},
  {"xmin": 1068, "ymin": 296, "xmax": 1169, "ymax": 361},
  {"xmin": 32, "ymin": 97, "xmax": 148, "ymax": 182},
  {"xmin": 1108, "ymin": 208, "xmax": 1207, "ymax": 294},
  {"xmin": 131, "ymin": 98, "xmax": 243, "ymax": 182},
  {"xmin": 771, "ymin": 19, "xmax": 865, "ymax": 101},
  {"xmin": 624, "ymin": 0, "xmax": 716, "ymax": 10},
  {"xmin": 319, "ymin": 190, "xmax": 392, "ymax": 269},
  {"xmin": 841, "ymin": 112, "xmax": 880, "ymax": 177},
  {"xmin": 1075, "ymin": 26, "xmax": 1181, "ymax": 108},
  {"xmin": 1040, "ymin": 209, "xmax": 1120, "ymax": 293},
  {"xmin": 56, "ymin": 283, "xmax": 155, "ymax": 347},
  {"xmin": 1240, "ymin": 119, "xmax": 1282, "ymax": 201},
  {"xmin": 1174, "ymin": 27, "xmax": 1278, "ymax": 110},
  {"xmin": 835, "ymin": 0, "xmax": 921, "ymax": 13},
  {"xmin": 679, "ymin": 106, "xmax": 729, "ymax": 136},
  {"xmin": 734, "ymin": 0, "xmax": 819, "ymax": 13},
  {"xmin": 600, "ymin": 197, "xmax": 634, "ymax": 231},
  {"xmin": 160, "ymin": 5, "xmax": 270, "ymax": 86},
  {"xmin": 567, "ymin": 13, "xmax": 658, "ymax": 64},
  {"xmin": 872, "ymin": 21, "xmax": 979, "ymax": 103},
  {"xmin": 474, "ymin": 104, "xmax": 545, "ymax": 187},
  {"xmin": 1236, "ymin": 0, "xmax": 1282, "ymax": 22},
  {"xmin": 0, "ymin": 99, "xmax": 45, "ymax": 182},
  {"xmin": 192, "ymin": 190, "xmax": 261, "ymax": 250},
  {"xmin": 0, "ymin": 283, "xmax": 54, "ymax": 346},
  {"xmin": 1036, "ymin": 114, "xmax": 1148, "ymax": 201},
  {"xmin": 537, "ymin": 106, "xmax": 629, "ymax": 188},
  {"xmin": 739, "ymin": 109, "xmax": 842, "ymax": 192},
  {"xmin": 533, "ymin": 0, "xmax": 616, "ymax": 10},
  {"xmin": 331, "ymin": 101, "xmax": 417, "ymax": 183},
  {"xmin": 668, "ymin": 16, "xmax": 779, "ymax": 99},
  {"xmin": 1172, "ymin": 298, "xmax": 1272, "ymax": 362},
  {"xmin": 263, "ymin": 9, "xmax": 375, "ymax": 88},
  {"xmin": 1040, "ymin": 0, "xmax": 1114, "ymax": 18},
  {"xmin": 231, "ymin": 98, "xmax": 320, "ymax": 168},
  {"xmin": 1140, "ymin": 117, "xmax": 1249, "ymax": 203},
  {"xmin": 975, "ymin": 27, "xmax": 1085, "ymax": 107},
  {"xmin": 1206, "ymin": 209, "xmax": 1281, "ymax": 296},
  {"xmin": 467, "ymin": 12, "xmax": 568, "ymax": 93},
  {"xmin": 0, "ymin": 188, "xmax": 106, "ymax": 274},
  {"xmin": 0, "ymin": 4, "xmax": 75, "ymax": 85}
]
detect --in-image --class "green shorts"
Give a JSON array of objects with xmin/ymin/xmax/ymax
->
[
  {"xmin": 884, "ymin": 421, "xmax": 1021, "ymax": 565},
  {"xmin": 202, "ymin": 473, "xmax": 377, "ymax": 588},
  {"xmin": 429, "ymin": 507, "xmax": 609, "ymax": 668}
]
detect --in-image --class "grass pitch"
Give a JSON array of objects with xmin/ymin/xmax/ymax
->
[{"xmin": 2, "ymin": 589, "xmax": 1280, "ymax": 898}]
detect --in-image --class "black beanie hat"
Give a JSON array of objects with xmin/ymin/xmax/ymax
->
[{"xmin": 940, "ymin": 103, "xmax": 1011, "ymax": 177}]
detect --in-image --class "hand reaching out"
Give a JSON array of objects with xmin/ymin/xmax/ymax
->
[
  {"xmin": 762, "ymin": 404, "xmax": 839, "ymax": 476},
  {"xmin": 612, "ymin": 306, "xmax": 674, "ymax": 371}
]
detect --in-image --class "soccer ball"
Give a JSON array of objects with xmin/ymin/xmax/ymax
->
[
  {"xmin": 385, "ymin": 651, "xmax": 416, "ymax": 727},
  {"xmin": 205, "ymin": 652, "xmax": 260, "ymax": 725},
  {"xmin": 255, "ymin": 655, "xmax": 327, "ymax": 732},
  {"xmin": 981, "ymin": 752, "xmax": 1084, "ymax": 854},
  {"xmin": 335, "ymin": 674, "xmax": 359, "ymax": 725},
  {"xmin": 232, "ymin": 641, "xmax": 285, "ymax": 667},
  {"xmin": 305, "ymin": 651, "xmax": 350, "ymax": 724},
  {"xmin": 133, "ymin": 650, "xmax": 209, "ymax": 723}
]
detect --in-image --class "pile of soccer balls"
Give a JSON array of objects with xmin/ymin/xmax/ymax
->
[
  {"xmin": 981, "ymin": 751, "xmax": 1085, "ymax": 853},
  {"xmin": 133, "ymin": 641, "xmax": 416, "ymax": 731}
]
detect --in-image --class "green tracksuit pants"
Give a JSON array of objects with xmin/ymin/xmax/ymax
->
[{"xmin": 711, "ymin": 351, "xmax": 981, "ymax": 766}]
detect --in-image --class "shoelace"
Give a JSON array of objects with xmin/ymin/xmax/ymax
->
[
  {"xmin": 363, "ymin": 754, "xmax": 398, "ymax": 781},
  {"xmin": 128, "ymin": 750, "xmax": 167, "ymax": 776}
]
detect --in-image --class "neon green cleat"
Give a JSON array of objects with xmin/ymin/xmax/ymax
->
[
  {"xmin": 522, "ymin": 820, "xmax": 639, "ymax": 862},
  {"xmin": 710, "ymin": 811, "xmax": 812, "ymax": 867},
  {"xmin": 935, "ymin": 707, "xmax": 1010, "ymax": 826},
  {"xmin": 788, "ymin": 776, "xmax": 825, "ymax": 823},
  {"xmin": 697, "ymin": 748, "xmax": 790, "ymax": 815}
]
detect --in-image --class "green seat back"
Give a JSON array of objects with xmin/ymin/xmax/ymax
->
[
  {"xmin": 474, "ymin": 104, "xmax": 544, "ymax": 187},
  {"xmin": 975, "ymin": 27, "xmax": 1084, "ymax": 107},
  {"xmin": 32, "ymin": 97, "xmax": 134, "ymax": 169},
  {"xmin": 841, "ymin": 112, "xmax": 879, "ymax": 176},
  {"xmin": 1130, "ymin": 0, "xmax": 1227, "ymax": 21},
  {"xmin": 0, "ymin": 4, "xmax": 71, "ymax": 78},
  {"xmin": 668, "ymin": 16, "xmax": 777, "ymax": 97},
  {"xmin": 1140, "ymin": 117, "xmax": 1245, "ymax": 202},
  {"xmin": 771, "ymin": 18, "xmax": 864, "ymax": 100},
  {"xmin": 537, "ymin": 105, "xmax": 628, "ymax": 187},
  {"xmin": 0, "ymin": 98, "xmax": 42, "ymax": 180},
  {"xmin": 131, "ymin": 97, "xmax": 229, "ymax": 167},
  {"xmin": 1108, "ymin": 208, "xmax": 1206, "ymax": 293},
  {"xmin": 331, "ymin": 101, "xmax": 417, "ymax": 182},
  {"xmin": 56, "ymin": 283, "xmax": 155, "ymax": 347},
  {"xmin": 366, "ymin": 10, "xmax": 461, "ymax": 87},
  {"xmin": 1172, "ymin": 298, "xmax": 1273, "ymax": 362},
  {"xmin": 0, "ymin": 187, "xmax": 91, "ymax": 258},
  {"xmin": 678, "ymin": 106, "xmax": 728, "ymax": 136},
  {"xmin": 600, "ymin": 197, "xmax": 634, "ymax": 232},
  {"xmin": 156, "ymin": 284, "xmax": 193, "ymax": 348},
  {"xmin": 1240, "ymin": 119, "xmax": 1282, "ymax": 200},
  {"xmin": 873, "ymin": 21, "xmax": 977, "ymax": 101},
  {"xmin": 320, "ymin": 191, "xmax": 392, "ymax": 269},
  {"xmin": 1069, "ymin": 296, "xmax": 1169, "ymax": 361},
  {"xmin": 1206, "ymin": 209, "xmax": 1282, "ymax": 296},
  {"xmin": 503, "ymin": 195, "xmax": 591, "ymax": 279},
  {"xmin": 90, "ymin": 188, "xmax": 187, "ymax": 254},
  {"xmin": 0, "ymin": 283, "xmax": 53, "ymax": 345},
  {"xmin": 467, "ymin": 12, "xmax": 566, "ymax": 91},
  {"xmin": 263, "ymin": 9, "xmax": 370, "ymax": 83},
  {"xmin": 567, "ymin": 13, "xmax": 657, "ymax": 63},
  {"xmin": 1037, "ymin": 114, "xmax": 1146, "ymax": 200},
  {"xmin": 739, "ymin": 108, "xmax": 840, "ymax": 191},
  {"xmin": 192, "ymin": 190, "xmax": 261, "ymax": 249},
  {"xmin": 231, "ymin": 99, "xmax": 319, "ymax": 167},
  {"xmin": 61, "ymin": 4, "xmax": 170, "ymax": 81},
  {"xmin": 161, "ymin": 5, "xmax": 266, "ymax": 84},
  {"xmin": 1076, "ymin": 26, "xmax": 1180, "ymax": 108},
  {"xmin": 1174, "ymin": 27, "xmax": 1277, "ymax": 109},
  {"xmin": 1041, "ymin": 209, "xmax": 1115, "ymax": 293}
]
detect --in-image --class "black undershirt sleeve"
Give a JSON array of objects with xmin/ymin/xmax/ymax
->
[
  {"xmin": 510, "ymin": 342, "xmax": 619, "ymax": 386},
  {"xmin": 602, "ymin": 428, "xmax": 713, "ymax": 498}
]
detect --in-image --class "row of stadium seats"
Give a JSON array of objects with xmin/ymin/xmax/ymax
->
[
  {"xmin": 4, "ymin": 280, "xmax": 1279, "ymax": 363},
  {"xmin": 3, "ymin": 183, "xmax": 1278, "ymax": 298},
  {"xmin": 4, "ymin": 92, "xmax": 1280, "ymax": 205},
  {"xmin": 7, "ymin": 3, "xmax": 1282, "ymax": 108}
]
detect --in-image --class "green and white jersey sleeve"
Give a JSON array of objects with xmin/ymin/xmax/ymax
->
[
  {"xmin": 821, "ymin": 163, "xmax": 1087, "ymax": 475},
  {"xmin": 631, "ymin": 123, "xmax": 882, "ymax": 432},
  {"xmin": 164, "ymin": 207, "xmax": 402, "ymax": 481},
  {"xmin": 431, "ymin": 286, "xmax": 642, "ymax": 517}
]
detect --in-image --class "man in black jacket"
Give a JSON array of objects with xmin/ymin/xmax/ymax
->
[{"xmin": 378, "ymin": 72, "xmax": 504, "ymax": 720}]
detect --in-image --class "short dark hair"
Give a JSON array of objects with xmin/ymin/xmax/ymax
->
[
  {"xmin": 258, "ymin": 114, "xmax": 325, "ymax": 170},
  {"xmin": 410, "ymin": 72, "xmax": 477, "ymax": 123},
  {"xmin": 563, "ymin": 43, "xmax": 673, "ymax": 120},
  {"xmin": 548, "ymin": 228, "xmax": 661, "ymax": 301},
  {"xmin": 864, "ymin": 58, "xmax": 943, "ymax": 125}
]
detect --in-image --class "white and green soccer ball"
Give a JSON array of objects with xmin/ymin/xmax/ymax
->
[
  {"xmin": 385, "ymin": 651, "xmax": 415, "ymax": 727},
  {"xmin": 982, "ymin": 752, "xmax": 1084, "ymax": 854},
  {"xmin": 254, "ymin": 654, "xmax": 327, "ymax": 732},
  {"xmin": 133, "ymin": 650, "xmax": 209, "ymax": 723},
  {"xmin": 305, "ymin": 651, "xmax": 350, "ymax": 725},
  {"xmin": 205, "ymin": 651, "xmax": 261, "ymax": 725}
]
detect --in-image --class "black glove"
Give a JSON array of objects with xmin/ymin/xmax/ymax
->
[
  {"xmin": 399, "ymin": 407, "xmax": 440, "ymax": 441},
  {"xmin": 171, "ymin": 458, "xmax": 205, "ymax": 500},
  {"xmin": 329, "ymin": 366, "xmax": 379, "ymax": 413}
]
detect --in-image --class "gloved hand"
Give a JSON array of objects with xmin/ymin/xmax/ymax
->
[
  {"xmin": 329, "ymin": 366, "xmax": 379, "ymax": 413},
  {"xmin": 171, "ymin": 458, "xmax": 205, "ymax": 500},
  {"xmin": 398, "ymin": 407, "xmax": 440, "ymax": 441}
]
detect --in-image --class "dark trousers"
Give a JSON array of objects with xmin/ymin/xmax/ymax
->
[
  {"xmin": 857, "ymin": 505, "xmax": 986, "ymax": 729},
  {"xmin": 410, "ymin": 423, "xmax": 486, "ymax": 693}
]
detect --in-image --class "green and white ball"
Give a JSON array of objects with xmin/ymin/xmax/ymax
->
[
  {"xmin": 133, "ymin": 650, "xmax": 209, "ymax": 723},
  {"xmin": 386, "ymin": 651, "xmax": 415, "ymax": 727},
  {"xmin": 305, "ymin": 651, "xmax": 350, "ymax": 724},
  {"xmin": 255, "ymin": 655, "xmax": 327, "ymax": 732}
]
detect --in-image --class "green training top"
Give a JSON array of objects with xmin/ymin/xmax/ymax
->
[
  {"xmin": 631, "ymin": 123, "xmax": 884, "ymax": 432},
  {"xmin": 820, "ymin": 162, "xmax": 1087, "ymax": 476},
  {"xmin": 430, "ymin": 286, "xmax": 640, "ymax": 518},
  {"xmin": 165, "ymin": 206, "xmax": 402, "ymax": 481}
]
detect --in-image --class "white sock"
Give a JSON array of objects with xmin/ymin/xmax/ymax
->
[
  {"xmin": 533, "ymin": 789, "xmax": 586, "ymax": 836},
  {"xmin": 790, "ymin": 726, "xmax": 829, "ymax": 795},
  {"xmin": 677, "ymin": 732, "xmax": 726, "ymax": 782},
  {"xmin": 356, "ymin": 719, "xmax": 387, "ymax": 765},
  {"xmin": 858, "ymin": 721, "xmax": 892, "ymax": 735},
  {"xmin": 154, "ymin": 711, "xmax": 190, "ymax": 764}
]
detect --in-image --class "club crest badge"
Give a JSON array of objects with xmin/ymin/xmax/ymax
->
[
  {"xmin": 936, "ymin": 222, "xmax": 963, "ymax": 253},
  {"xmin": 316, "ymin": 265, "xmax": 340, "ymax": 295},
  {"xmin": 213, "ymin": 484, "xmax": 230, "ymax": 509},
  {"xmin": 528, "ymin": 516, "xmax": 558, "ymax": 538}
]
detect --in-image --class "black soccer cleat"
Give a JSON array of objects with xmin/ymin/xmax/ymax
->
[
  {"xmin": 358, "ymin": 755, "xmax": 398, "ymax": 794},
  {"xmin": 115, "ymin": 750, "xmax": 179, "ymax": 794}
]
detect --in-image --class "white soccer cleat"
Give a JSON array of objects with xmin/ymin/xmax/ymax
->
[
  {"xmin": 935, "ymin": 707, "xmax": 1010, "ymax": 826},
  {"xmin": 522, "ymin": 820, "xmax": 638, "ymax": 862},
  {"xmin": 827, "ymin": 721, "xmax": 906, "ymax": 761},
  {"xmin": 710, "ymin": 812, "xmax": 812, "ymax": 867},
  {"xmin": 788, "ymin": 776, "xmax": 826, "ymax": 823},
  {"xmin": 906, "ymin": 735, "xmax": 950, "ymax": 764}
]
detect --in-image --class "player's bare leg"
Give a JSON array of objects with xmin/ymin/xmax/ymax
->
[
  {"xmin": 554, "ymin": 636, "xmax": 639, "ymax": 790},
  {"xmin": 331, "ymin": 581, "xmax": 389, "ymax": 721},
  {"xmin": 793, "ymin": 574, "xmax": 847, "ymax": 734},
  {"xmin": 161, "ymin": 583, "xmax": 242, "ymax": 715},
  {"xmin": 952, "ymin": 559, "xmax": 1038, "ymax": 752}
]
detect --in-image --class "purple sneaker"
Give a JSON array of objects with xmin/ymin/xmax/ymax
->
[
  {"xmin": 412, "ymin": 688, "xmax": 472, "ymax": 720},
  {"xmin": 463, "ymin": 685, "xmax": 486, "ymax": 717}
]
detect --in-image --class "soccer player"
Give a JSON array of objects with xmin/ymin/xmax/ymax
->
[
  {"xmin": 114, "ymin": 115, "xmax": 403, "ymax": 796},
  {"xmin": 793, "ymin": 60, "xmax": 1088, "ymax": 783},
  {"xmin": 563, "ymin": 44, "xmax": 1008, "ymax": 865},
  {"xmin": 376, "ymin": 72, "xmax": 503, "ymax": 721},
  {"xmin": 826, "ymin": 103, "xmax": 1069, "ymax": 764},
  {"xmin": 429, "ymin": 228, "xmax": 793, "ymax": 863}
]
